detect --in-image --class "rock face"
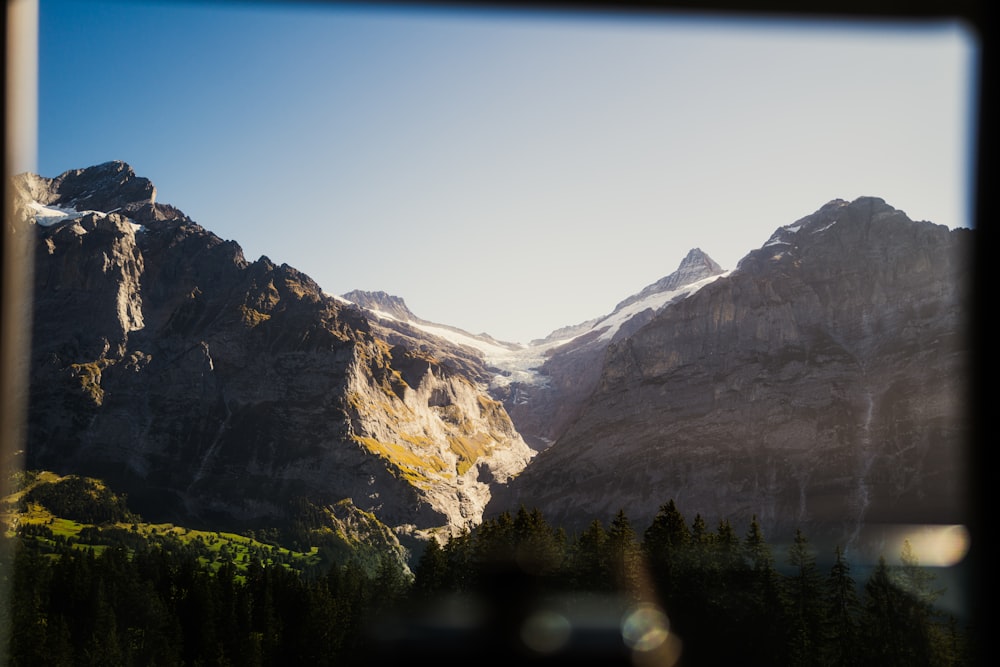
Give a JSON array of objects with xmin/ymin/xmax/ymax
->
[
  {"xmin": 17, "ymin": 162, "xmax": 534, "ymax": 544},
  {"xmin": 342, "ymin": 290, "xmax": 419, "ymax": 322},
  {"xmin": 19, "ymin": 160, "xmax": 157, "ymax": 212},
  {"xmin": 18, "ymin": 165, "xmax": 970, "ymax": 562},
  {"xmin": 337, "ymin": 254, "xmax": 726, "ymax": 455},
  {"xmin": 337, "ymin": 289, "xmax": 499, "ymax": 386},
  {"xmin": 495, "ymin": 248, "xmax": 727, "ymax": 450},
  {"xmin": 488, "ymin": 198, "xmax": 971, "ymax": 554}
]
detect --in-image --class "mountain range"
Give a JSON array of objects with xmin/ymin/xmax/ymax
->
[
  {"xmin": 11, "ymin": 161, "xmax": 972, "ymax": 562},
  {"xmin": 489, "ymin": 197, "xmax": 971, "ymax": 557}
]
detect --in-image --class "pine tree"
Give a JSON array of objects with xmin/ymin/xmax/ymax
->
[
  {"xmin": 860, "ymin": 555, "xmax": 910, "ymax": 665},
  {"xmin": 372, "ymin": 551, "xmax": 410, "ymax": 609},
  {"xmin": 570, "ymin": 519, "xmax": 609, "ymax": 592},
  {"xmin": 686, "ymin": 512, "xmax": 717, "ymax": 594},
  {"xmin": 512, "ymin": 506, "xmax": 564, "ymax": 578},
  {"xmin": 714, "ymin": 518, "xmax": 743, "ymax": 574},
  {"xmin": 606, "ymin": 509, "xmax": 643, "ymax": 597},
  {"xmin": 323, "ymin": 559, "xmax": 371, "ymax": 659},
  {"xmin": 663, "ymin": 512, "xmax": 724, "ymax": 665},
  {"xmin": 81, "ymin": 580, "xmax": 125, "ymax": 667},
  {"xmin": 443, "ymin": 528, "xmax": 475, "ymax": 592},
  {"xmin": 785, "ymin": 529, "xmax": 826, "ymax": 666},
  {"xmin": 821, "ymin": 545, "xmax": 861, "ymax": 667},
  {"xmin": 245, "ymin": 557, "xmax": 283, "ymax": 664},
  {"xmin": 44, "ymin": 613, "xmax": 76, "ymax": 667},
  {"xmin": 412, "ymin": 537, "xmax": 448, "ymax": 598},
  {"xmin": 642, "ymin": 499, "xmax": 690, "ymax": 602},
  {"xmin": 741, "ymin": 515, "xmax": 788, "ymax": 666},
  {"xmin": 858, "ymin": 539, "xmax": 969, "ymax": 666},
  {"xmin": 712, "ymin": 518, "xmax": 744, "ymax": 610},
  {"xmin": 474, "ymin": 510, "xmax": 516, "ymax": 567},
  {"xmin": 8, "ymin": 542, "xmax": 54, "ymax": 666},
  {"xmin": 690, "ymin": 513, "xmax": 713, "ymax": 548},
  {"xmin": 743, "ymin": 515, "xmax": 772, "ymax": 574},
  {"xmin": 894, "ymin": 539, "xmax": 957, "ymax": 666}
]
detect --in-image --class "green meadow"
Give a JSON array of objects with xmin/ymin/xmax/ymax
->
[{"xmin": 3, "ymin": 470, "xmax": 324, "ymax": 577}]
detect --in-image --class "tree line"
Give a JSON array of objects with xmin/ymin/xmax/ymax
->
[
  {"xmin": 1, "ymin": 501, "xmax": 975, "ymax": 666},
  {"xmin": 409, "ymin": 503, "xmax": 973, "ymax": 666}
]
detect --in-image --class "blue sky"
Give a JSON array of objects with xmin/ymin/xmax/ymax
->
[{"xmin": 32, "ymin": 0, "xmax": 978, "ymax": 343}]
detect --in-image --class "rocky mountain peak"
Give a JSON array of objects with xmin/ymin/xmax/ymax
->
[
  {"xmin": 673, "ymin": 246, "xmax": 724, "ymax": 283},
  {"xmin": 679, "ymin": 246, "xmax": 722, "ymax": 271},
  {"xmin": 47, "ymin": 160, "xmax": 156, "ymax": 211},
  {"xmin": 613, "ymin": 247, "xmax": 726, "ymax": 313},
  {"xmin": 14, "ymin": 160, "xmax": 190, "ymax": 226},
  {"xmin": 341, "ymin": 290, "xmax": 417, "ymax": 322},
  {"xmin": 490, "ymin": 197, "xmax": 970, "ymax": 551},
  {"xmin": 490, "ymin": 247, "xmax": 728, "ymax": 452},
  {"xmin": 22, "ymin": 162, "xmax": 537, "ymax": 548},
  {"xmin": 747, "ymin": 196, "xmax": 910, "ymax": 271}
]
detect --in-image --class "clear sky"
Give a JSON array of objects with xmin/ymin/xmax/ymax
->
[{"xmin": 32, "ymin": 0, "xmax": 978, "ymax": 343}]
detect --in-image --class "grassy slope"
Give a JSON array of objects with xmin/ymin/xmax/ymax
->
[{"xmin": 2, "ymin": 470, "xmax": 323, "ymax": 576}]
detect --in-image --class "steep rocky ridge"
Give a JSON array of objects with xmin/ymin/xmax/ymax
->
[
  {"xmin": 20, "ymin": 164, "xmax": 970, "ymax": 564},
  {"xmin": 17, "ymin": 162, "xmax": 534, "ymax": 550},
  {"xmin": 336, "ymin": 289, "xmax": 504, "ymax": 386},
  {"xmin": 495, "ymin": 248, "xmax": 727, "ymax": 449},
  {"xmin": 488, "ymin": 198, "xmax": 971, "ymax": 555},
  {"xmin": 339, "ymin": 252, "xmax": 727, "ymax": 453},
  {"xmin": 342, "ymin": 290, "xmax": 419, "ymax": 322}
]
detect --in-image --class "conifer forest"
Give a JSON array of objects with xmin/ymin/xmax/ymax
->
[{"xmin": 0, "ymin": 480, "xmax": 975, "ymax": 667}]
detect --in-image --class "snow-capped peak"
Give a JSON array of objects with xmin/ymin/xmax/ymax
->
[
  {"xmin": 335, "ymin": 249, "xmax": 728, "ymax": 392},
  {"xmin": 592, "ymin": 270, "xmax": 730, "ymax": 343},
  {"xmin": 22, "ymin": 194, "xmax": 145, "ymax": 235}
]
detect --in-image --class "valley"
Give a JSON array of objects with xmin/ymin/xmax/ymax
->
[{"xmin": 9, "ymin": 161, "xmax": 972, "ymax": 569}]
